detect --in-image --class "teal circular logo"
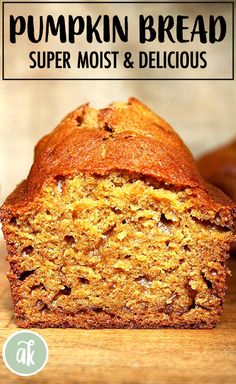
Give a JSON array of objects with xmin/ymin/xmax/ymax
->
[{"xmin": 2, "ymin": 330, "xmax": 48, "ymax": 376}]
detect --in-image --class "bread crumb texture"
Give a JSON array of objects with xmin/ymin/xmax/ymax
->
[{"xmin": 4, "ymin": 173, "xmax": 233, "ymax": 328}]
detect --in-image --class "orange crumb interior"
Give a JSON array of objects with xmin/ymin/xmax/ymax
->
[{"xmin": 7, "ymin": 173, "xmax": 231, "ymax": 328}]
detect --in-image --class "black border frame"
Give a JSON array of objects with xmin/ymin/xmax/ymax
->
[{"xmin": 2, "ymin": 1, "xmax": 235, "ymax": 81}]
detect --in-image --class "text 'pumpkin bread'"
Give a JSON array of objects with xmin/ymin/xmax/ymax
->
[{"xmin": 1, "ymin": 98, "xmax": 235, "ymax": 329}]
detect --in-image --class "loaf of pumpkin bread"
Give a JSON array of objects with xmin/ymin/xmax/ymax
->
[
  {"xmin": 1, "ymin": 98, "xmax": 235, "ymax": 328},
  {"xmin": 198, "ymin": 139, "xmax": 236, "ymax": 203}
]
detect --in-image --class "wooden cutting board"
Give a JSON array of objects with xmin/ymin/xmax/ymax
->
[{"xmin": 0, "ymin": 240, "xmax": 236, "ymax": 384}]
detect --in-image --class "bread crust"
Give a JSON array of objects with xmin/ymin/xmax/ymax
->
[{"xmin": 1, "ymin": 98, "xmax": 235, "ymax": 226}]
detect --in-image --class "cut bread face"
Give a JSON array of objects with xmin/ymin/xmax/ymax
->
[{"xmin": 5, "ymin": 172, "xmax": 232, "ymax": 328}]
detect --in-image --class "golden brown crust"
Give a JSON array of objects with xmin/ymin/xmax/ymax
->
[
  {"xmin": 1, "ymin": 98, "xmax": 235, "ymax": 226},
  {"xmin": 15, "ymin": 317, "xmax": 218, "ymax": 329}
]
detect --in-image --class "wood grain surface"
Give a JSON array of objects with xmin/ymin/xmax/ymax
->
[{"xmin": 0, "ymin": 240, "xmax": 236, "ymax": 384}]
